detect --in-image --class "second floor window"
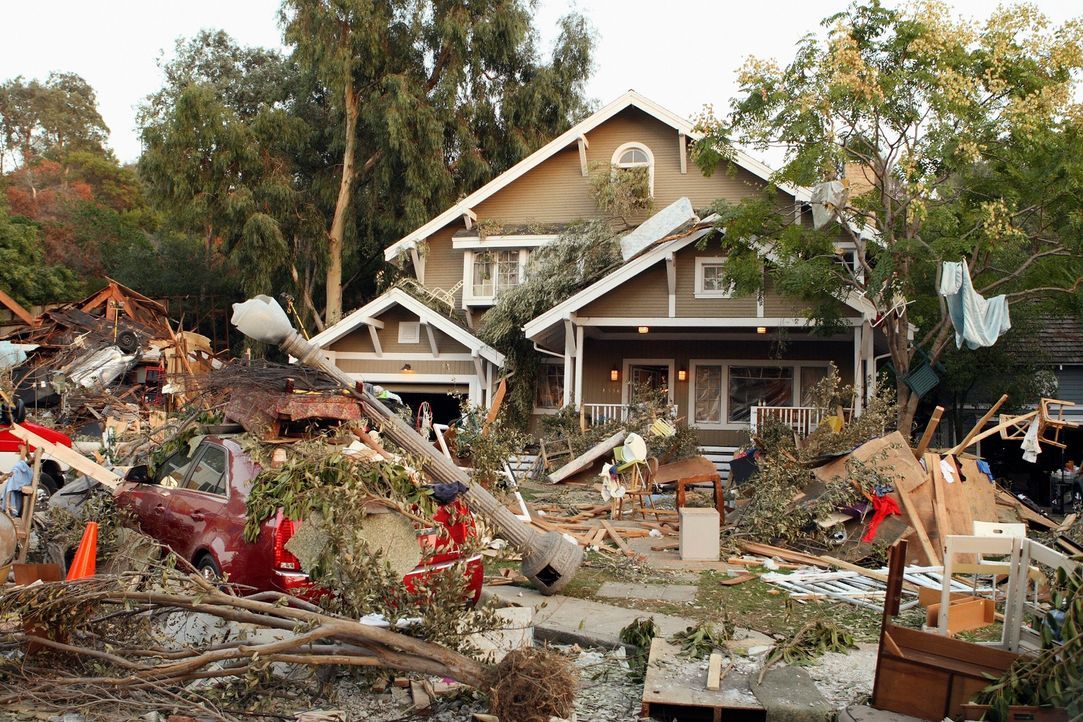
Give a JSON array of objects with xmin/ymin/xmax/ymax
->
[{"xmin": 471, "ymin": 250, "xmax": 526, "ymax": 299}]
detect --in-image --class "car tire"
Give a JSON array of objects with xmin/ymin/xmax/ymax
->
[
  {"xmin": 36, "ymin": 473, "xmax": 58, "ymax": 505},
  {"xmin": 195, "ymin": 554, "xmax": 222, "ymax": 582}
]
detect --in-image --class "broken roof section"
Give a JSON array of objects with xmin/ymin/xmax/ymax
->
[{"xmin": 3, "ymin": 278, "xmax": 173, "ymax": 347}]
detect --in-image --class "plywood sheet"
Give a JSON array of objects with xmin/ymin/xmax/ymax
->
[
  {"xmin": 957, "ymin": 458, "xmax": 998, "ymax": 523},
  {"xmin": 641, "ymin": 638, "xmax": 764, "ymax": 720}
]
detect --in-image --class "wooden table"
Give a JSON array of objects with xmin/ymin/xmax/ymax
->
[{"xmin": 653, "ymin": 456, "xmax": 725, "ymax": 520}]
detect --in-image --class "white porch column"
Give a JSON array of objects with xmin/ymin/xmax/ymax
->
[
  {"xmin": 852, "ymin": 325, "xmax": 864, "ymax": 416},
  {"xmin": 573, "ymin": 325, "xmax": 585, "ymax": 406},
  {"xmin": 862, "ymin": 321, "xmax": 875, "ymax": 407},
  {"xmin": 562, "ymin": 320, "xmax": 575, "ymax": 407}
]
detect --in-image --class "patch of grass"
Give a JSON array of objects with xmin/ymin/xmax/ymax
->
[{"xmin": 695, "ymin": 571, "xmax": 884, "ymax": 642}]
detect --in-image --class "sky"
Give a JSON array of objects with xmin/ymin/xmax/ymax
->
[{"xmin": 0, "ymin": 0, "xmax": 1078, "ymax": 166}]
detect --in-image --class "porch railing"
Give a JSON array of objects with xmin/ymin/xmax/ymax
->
[
  {"xmin": 581, "ymin": 403, "xmax": 679, "ymax": 428},
  {"xmin": 582, "ymin": 403, "xmax": 630, "ymax": 426},
  {"xmin": 750, "ymin": 405, "xmax": 826, "ymax": 437}
]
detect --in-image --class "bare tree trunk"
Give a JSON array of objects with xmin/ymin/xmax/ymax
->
[{"xmin": 326, "ymin": 77, "xmax": 359, "ymax": 327}]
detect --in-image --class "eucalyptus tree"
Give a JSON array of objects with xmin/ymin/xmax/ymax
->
[
  {"xmin": 693, "ymin": 1, "xmax": 1083, "ymax": 432},
  {"xmin": 280, "ymin": 0, "xmax": 595, "ymax": 324}
]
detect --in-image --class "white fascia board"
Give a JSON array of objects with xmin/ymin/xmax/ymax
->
[
  {"xmin": 452, "ymin": 234, "xmax": 559, "ymax": 250},
  {"xmin": 523, "ymin": 227, "xmax": 711, "ymax": 339},
  {"xmin": 308, "ymin": 288, "xmax": 505, "ymax": 367}
]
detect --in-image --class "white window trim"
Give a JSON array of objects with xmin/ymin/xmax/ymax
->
[
  {"xmin": 532, "ymin": 358, "xmax": 565, "ymax": 414},
  {"xmin": 398, "ymin": 321, "xmax": 420, "ymax": 344},
  {"xmin": 687, "ymin": 359, "xmax": 831, "ymax": 430},
  {"xmin": 621, "ymin": 358, "xmax": 675, "ymax": 406},
  {"xmin": 694, "ymin": 256, "xmax": 735, "ymax": 298},
  {"xmin": 462, "ymin": 248, "xmax": 530, "ymax": 307},
  {"xmin": 611, "ymin": 141, "xmax": 655, "ymax": 197}
]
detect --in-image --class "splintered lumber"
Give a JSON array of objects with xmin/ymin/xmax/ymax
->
[
  {"xmin": 914, "ymin": 406, "xmax": 944, "ymax": 459},
  {"xmin": 949, "ymin": 394, "xmax": 1008, "ymax": 455},
  {"xmin": 928, "ymin": 456, "xmax": 952, "ymax": 559},
  {"xmin": 1057, "ymin": 514, "xmax": 1078, "ymax": 533},
  {"xmin": 994, "ymin": 488, "xmax": 1058, "ymax": 530},
  {"xmin": 651, "ymin": 540, "xmax": 680, "ymax": 551},
  {"xmin": 547, "ymin": 430, "xmax": 627, "ymax": 484},
  {"xmin": 736, "ymin": 541, "xmax": 824, "ymax": 568},
  {"xmin": 718, "ymin": 573, "xmax": 757, "ymax": 587},
  {"xmin": 894, "ymin": 481, "xmax": 941, "ymax": 566},
  {"xmin": 7, "ymin": 423, "xmax": 121, "ymax": 488},
  {"xmin": 15, "ymin": 449, "xmax": 43, "ymax": 564},
  {"xmin": 601, "ymin": 520, "xmax": 636, "ymax": 556}
]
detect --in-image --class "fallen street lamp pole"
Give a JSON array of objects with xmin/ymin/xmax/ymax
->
[{"xmin": 231, "ymin": 295, "xmax": 582, "ymax": 595}]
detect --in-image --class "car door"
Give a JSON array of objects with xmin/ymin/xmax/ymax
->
[
  {"xmin": 123, "ymin": 446, "xmax": 200, "ymax": 543},
  {"xmin": 162, "ymin": 443, "xmax": 230, "ymax": 568}
]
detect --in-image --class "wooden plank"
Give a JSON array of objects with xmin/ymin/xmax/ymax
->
[
  {"xmin": 949, "ymin": 394, "xmax": 1008, "ymax": 455},
  {"xmin": 736, "ymin": 540, "xmax": 825, "ymax": 567},
  {"xmin": 995, "ymin": 488, "xmax": 1058, "ymax": 530},
  {"xmin": 1057, "ymin": 513, "xmax": 1078, "ymax": 533},
  {"xmin": 547, "ymin": 430, "xmax": 627, "ymax": 484},
  {"xmin": 706, "ymin": 652, "xmax": 724, "ymax": 691},
  {"xmin": 914, "ymin": 406, "xmax": 944, "ymax": 459},
  {"xmin": 0, "ymin": 289, "xmax": 38, "ymax": 326},
  {"xmin": 16, "ymin": 449, "xmax": 43, "ymax": 564},
  {"xmin": 718, "ymin": 573, "xmax": 758, "ymax": 587},
  {"xmin": 927, "ymin": 455, "xmax": 952, "ymax": 560},
  {"xmin": 956, "ymin": 458, "xmax": 998, "ymax": 523},
  {"xmin": 601, "ymin": 520, "xmax": 635, "ymax": 557},
  {"xmin": 894, "ymin": 480, "xmax": 941, "ymax": 566},
  {"xmin": 6, "ymin": 423, "xmax": 121, "ymax": 488}
]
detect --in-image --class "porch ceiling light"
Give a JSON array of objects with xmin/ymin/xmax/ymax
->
[
  {"xmin": 610, "ymin": 366, "xmax": 620, "ymax": 382},
  {"xmin": 637, "ymin": 326, "xmax": 649, "ymax": 334},
  {"xmin": 756, "ymin": 326, "xmax": 768, "ymax": 334},
  {"xmin": 231, "ymin": 294, "xmax": 584, "ymax": 596},
  {"xmin": 401, "ymin": 363, "xmax": 414, "ymax": 373}
]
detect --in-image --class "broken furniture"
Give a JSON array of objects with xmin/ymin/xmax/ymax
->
[
  {"xmin": 872, "ymin": 539, "xmax": 1021, "ymax": 720},
  {"xmin": 653, "ymin": 455, "xmax": 725, "ymax": 518},
  {"xmin": 937, "ymin": 533, "xmax": 1080, "ymax": 651}
]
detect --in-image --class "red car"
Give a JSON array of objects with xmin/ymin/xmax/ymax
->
[{"xmin": 115, "ymin": 435, "xmax": 483, "ymax": 601}]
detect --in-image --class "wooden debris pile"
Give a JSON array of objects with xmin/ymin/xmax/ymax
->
[{"xmin": 1, "ymin": 279, "xmax": 218, "ymax": 435}]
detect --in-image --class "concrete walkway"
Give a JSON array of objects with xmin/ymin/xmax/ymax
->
[{"xmin": 483, "ymin": 585, "xmax": 773, "ymax": 650}]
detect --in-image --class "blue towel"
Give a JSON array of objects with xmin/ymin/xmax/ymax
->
[{"xmin": 938, "ymin": 261, "xmax": 1011, "ymax": 349}]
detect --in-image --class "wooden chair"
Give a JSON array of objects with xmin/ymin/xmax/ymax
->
[{"xmin": 616, "ymin": 456, "xmax": 661, "ymax": 521}]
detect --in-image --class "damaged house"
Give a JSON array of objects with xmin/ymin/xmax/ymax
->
[{"xmin": 312, "ymin": 91, "xmax": 883, "ymax": 447}]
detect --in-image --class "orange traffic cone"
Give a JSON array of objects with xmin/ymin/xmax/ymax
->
[{"xmin": 65, "ymin": 521, "xmax": 98, "ymax": 581}]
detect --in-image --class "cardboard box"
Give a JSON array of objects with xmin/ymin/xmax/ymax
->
[{"xmin": 679, "ymin": 507, "xmax": 719, "ymax": 561}]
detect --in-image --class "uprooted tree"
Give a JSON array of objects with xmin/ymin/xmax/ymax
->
[{"xmin": 693, "ymin": 1, "xmax": 1083, "ymax": 434}]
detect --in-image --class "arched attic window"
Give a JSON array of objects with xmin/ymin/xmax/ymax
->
[{"xmin": 611, "ymin": 142, "xmax": 655, "ymax": 197}]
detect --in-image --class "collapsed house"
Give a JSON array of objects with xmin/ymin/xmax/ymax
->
[{"xmin": 0, "ymin": 279, "xmax": 217, "ymax": 435}]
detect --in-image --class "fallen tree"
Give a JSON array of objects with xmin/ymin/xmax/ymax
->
[{"xmin": 0, "ymin": 565, "xmax": 576, "ymax": 720}]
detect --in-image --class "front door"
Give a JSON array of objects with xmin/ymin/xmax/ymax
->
[{"xmin": 627, "ymin": 363, "xmax": 671, "ymax": 404}]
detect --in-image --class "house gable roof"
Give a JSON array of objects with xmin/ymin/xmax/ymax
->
[
  {"xmin": 384, "ymin": 90, "xmax": 811, "ymax": 263},
  {"xmin": 309, "ymin": 288, "xmax": 505, "ymax": 366},
  {"xmin": 523, "ymin": 228, "xmax": 879, "ymax": 343}
]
